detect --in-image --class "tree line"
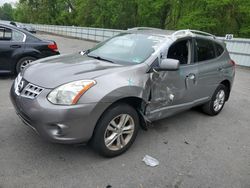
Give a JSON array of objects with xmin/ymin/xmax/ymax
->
[{"xmin": 1, "ymin": 0, "xmax": 250, "ymax": 37}]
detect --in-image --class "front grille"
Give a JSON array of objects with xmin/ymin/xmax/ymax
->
[
  {"xmin": 14, "ymin": 74, "xmax": 44, "ymax": 99},
  {"xmin": 22, "ymin": 83, "xmax": 44, "ymax": 99}
]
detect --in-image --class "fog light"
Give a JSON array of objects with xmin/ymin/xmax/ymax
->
[{"xmin": 49, "ymin": 124, "xmax": 68, "ymax": 136}]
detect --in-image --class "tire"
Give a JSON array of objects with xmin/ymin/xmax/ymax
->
[
  {"xmin": 91, "ymin": 103, "xmax": 139, "ymax": 157},
  {"xmin": 16, "ymin": 57, "xmax": 36, "ymax": 74},
  {"xmin": 202, "ymin": 84, "xmax": 227, "ymax": 116}
]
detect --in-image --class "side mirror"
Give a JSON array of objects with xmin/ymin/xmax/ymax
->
[{"xmin": 158, "ymin": 58, "xmax": 180, "ymax": 71}]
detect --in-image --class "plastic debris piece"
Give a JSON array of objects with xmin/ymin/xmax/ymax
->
[
  {"xmin": 184, "ymin": 140, "xmax": 189, "ymax": 145},
  {"xmin": 79, "ymin": 51, "xmax": 85, "ymax": 55},
  {"xmin": 142, "ymin": 155, "xmax": 159, "ymax": 167},
  {"xmin": 163, "ymin": 141, "xmax": 168, "ymax": 144}
]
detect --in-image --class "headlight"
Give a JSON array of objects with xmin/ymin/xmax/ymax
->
[{"xmin": 47, "ymin": 80, "xmax": 96, "ymax": 105}]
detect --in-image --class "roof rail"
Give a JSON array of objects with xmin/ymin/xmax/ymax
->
[
  {"xmin": 127, "ymin": 27, "xmax": 163, "ymax": 31},
  {"xmin": 189, "ymin": 30, "xmax": 216, "ymax": 38},
  {"xmin": 172, "ymin": 29, "xmax": 216, "ymax": 39}
]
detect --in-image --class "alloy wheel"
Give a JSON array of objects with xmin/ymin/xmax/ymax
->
[
  {"xmin": 213, "ymin": 89, "xmax": 225, "ymax": 112},
  {"xmin": 104, "ymin": 114, "xmax": 135, "ymax": 151}
]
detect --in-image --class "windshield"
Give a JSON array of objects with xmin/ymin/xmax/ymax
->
[{"xmin": 87, "ymin": 33, "xmax": 164, "ymax": 64}]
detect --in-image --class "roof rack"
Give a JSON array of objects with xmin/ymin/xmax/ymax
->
[
  {"xmin": 127, "ymin": 28, "xmax": 216, "ymax": 39},
  {"xmin": 172, "ymin": 29, "xmax": 216, "ymax": 39}
]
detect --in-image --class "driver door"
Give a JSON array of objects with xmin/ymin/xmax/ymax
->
[{"xmin": 146, "ymin": 38, "xmax": 199, "ymax": 121}]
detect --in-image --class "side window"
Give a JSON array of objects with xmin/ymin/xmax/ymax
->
[
  {"xmin": 0, "ymin": 27, "xmax": 25, "ymax": 42},
  {"xmin": 167, "ymin": 40, "xmax": 190, "ymax": 65},
  {"xmin": 215, "ymin": 43, "xmax": 224, "ymax": 57},
  {"xmin": 0, "ymin": 27, "xmax": 12, "ymax": 41},
  {"xmin": 12, "ymin": 30, "xmax": 25, "ymax": 42},
  {"xmin": 195, "ymin": 39, "xmax": 216, "ymax": 62}
]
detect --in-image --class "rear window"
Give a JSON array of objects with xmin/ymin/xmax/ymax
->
[{"xmin": 195, "ymin": 39, "xmax": 216, "ymax": 62}]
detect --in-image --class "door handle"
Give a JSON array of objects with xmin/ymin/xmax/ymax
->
[
  {"xmin": 10, "ymin": 45, "xmax": 21, "ymax": 48},
  {"xmin": 187, "ymin": 73, "xmax": 196, "ymax": 80},
  {"xmin": 217, "ymin": 67, "xmax": 223, "ymax": 72},
  {"xmin": 186, "ymin": 73, "xmax": 196, "ymax": 81},
  {"xmin": 185, "ymin": 73, "xmax": 196, "ymax": 89}
]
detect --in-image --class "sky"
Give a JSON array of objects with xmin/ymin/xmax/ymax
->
[{"xmin": 0, "ymin": 0, "xmax": 18, "ymax": 6}]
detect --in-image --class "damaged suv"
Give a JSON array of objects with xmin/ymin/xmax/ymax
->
[{"xmin": 10, "ymin": 28, "xmax": 235, "ymax": 157}]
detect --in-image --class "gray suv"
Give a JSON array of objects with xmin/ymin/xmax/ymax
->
[{"xmin": 10, "ymin": 28, "xmax": 235, "ymax": 157}]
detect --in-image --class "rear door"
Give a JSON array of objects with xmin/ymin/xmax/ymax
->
[
  {"xmin": 194, "ymin": 38, "xmax": 223, "ymax": 99},
  {"xmin": 0, "ymin": 26, "xmax": 25, "ymax": 73}
]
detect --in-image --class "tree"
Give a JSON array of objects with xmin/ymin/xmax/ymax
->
[
  {"xmin": 13, "ymin": 0, "xmax": 250, "ymax": 37},
  {"xmin": 0, "ymin": 3, "xmax": 14, "ymax": 21}
]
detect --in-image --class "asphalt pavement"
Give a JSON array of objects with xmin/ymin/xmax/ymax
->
[{"xmin": 0, "ymin": 33, "xmax": 249, "ymax": 188}]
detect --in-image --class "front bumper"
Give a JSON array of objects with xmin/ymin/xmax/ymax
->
[{"xmin": 10, "ymin": 83, "xmax": 110, "ymax": 144}]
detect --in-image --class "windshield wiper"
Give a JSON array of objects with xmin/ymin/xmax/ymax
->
[{"xmin": 87, "ymin": 54, "xmax": 114, "ymax": 64}]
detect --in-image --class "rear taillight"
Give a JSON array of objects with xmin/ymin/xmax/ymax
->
[
  {"xmin": 229, "ymin": 60, "xmax": 236, "ymax": 67},
  {"xmin": 48, "ymin": 42, "xmax": 58, "ymax": 52}
]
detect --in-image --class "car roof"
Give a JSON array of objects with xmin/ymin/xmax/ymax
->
[
  {"xmin": 125, "ymin": 27, "xmax": 175, "ymax": 39},
  {"xmin": 126, "ymin": 27, "xmax": 219, "ymax": 41},
  {"xmin": 0, "ymin": 22, "xmax": 29, "ymax": 34},
  {"xmin": 127, "ymin": 27, "xmax": 175, "ymax": 35}
]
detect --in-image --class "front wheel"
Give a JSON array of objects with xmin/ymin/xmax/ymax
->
[
  {"xmin": 91, "ymin": 103, "xmax": 139, "ymax": 157},
  {"xmin": 202, "ymin": 84, "xmax": 227, "ymax": 116}
]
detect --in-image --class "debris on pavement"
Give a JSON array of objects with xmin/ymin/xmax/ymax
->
[
  {"xmin": 184, "ymin": 140, "xmax": 190, "ymax": 145},
  {"xmin": 142, "ymin": 155, "xmax": 159, "ymax": 167}
]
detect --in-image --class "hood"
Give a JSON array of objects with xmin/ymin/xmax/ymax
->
[{"xmin": 23, "ymin": 53, "xmax": 124, "ymax": 88}]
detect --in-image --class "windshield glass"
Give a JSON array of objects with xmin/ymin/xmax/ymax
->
[{"xmin": 87, "ymin": 33, "xmax": 164, "ymax": 64}]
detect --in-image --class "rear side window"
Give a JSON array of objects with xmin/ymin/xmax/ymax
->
[
  {"xmin": 0, "ymin": 27, "xmax": 25, "ymax": 42},
  {"xmin": 12, "ymin": 30, "xmax": 25, "ymax": 42},
  {"xmin": 195, "ymin": 39, "xmax": 216, "ymax": 62},
  {"xmin": 215, "ymin": 43, "xmax": 224, "ymax": 57}
]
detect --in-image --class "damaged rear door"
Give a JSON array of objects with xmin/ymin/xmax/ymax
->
[{"xmin": 145, "ymin": 38, "xmax": 199, "ymax": 121}]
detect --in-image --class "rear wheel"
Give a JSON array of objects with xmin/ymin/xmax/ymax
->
[
  {"xmin": 202, "ymin": 84, "xmax": 227, "ymax": 116},
  {"xmin": 16, "ymin": 57, "xmax": 36, "ymax": 74},
  {"xmin": 91, "ymin": 103, "xmax": 139, "ymax": 157}
]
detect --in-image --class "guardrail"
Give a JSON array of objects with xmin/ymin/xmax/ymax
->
[
  {"xmin": 28, "ymin": 24, "xmax": 123, "ymax": 42},
  {"xmin": 22, "ymin": 24, "xmax": 250, "ymax": 67},
  {"xmin": 218, "ymin": 37, "xmax": 250, "ymax": 67}
]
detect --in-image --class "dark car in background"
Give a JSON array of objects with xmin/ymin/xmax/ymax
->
[
  {"xmin": 0, "ymin": 23, "xmax": 59, "ymax": 74},
  {"xmin": 24, "ymin": 25, "xmax": 36, "ymax": 34},
  {"xmin": 10, "ymin": 21, "xmax": 36, "ymax": 34}
]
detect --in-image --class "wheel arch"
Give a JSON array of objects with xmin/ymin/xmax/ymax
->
[
  {"xmin": 220, "ymin": 79, "xmax": 231, "ymax": 101},
  {"xmin": 113, "ymin": 96, "xmax": 145, "ymax": 110},
  {"xmin": 13, "ymin": 48, "xmax": 42, "ymax": 65},
  {"xmin": 92, "ymin": 96, "xmax": 148, "ymax": 140},
  {"xmin": 14, "ymin": 55, "xmax": 38, "ymax": 74}
]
